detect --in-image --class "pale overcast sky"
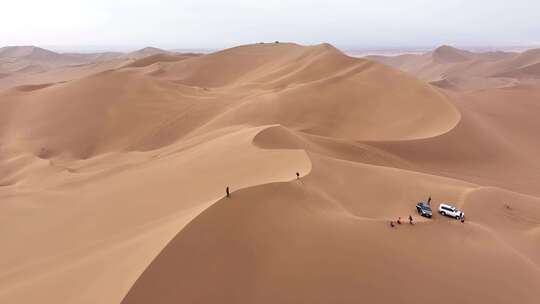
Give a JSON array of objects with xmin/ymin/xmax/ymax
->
[{"xmin": 1, "ymin": 0, "xmax": 539, "ymax": 51}]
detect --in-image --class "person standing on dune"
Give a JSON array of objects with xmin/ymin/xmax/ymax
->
[
  {"xmin": 409, "ymin": 215, "xmax": 414, "ymax": 225},
  {"xmin": 428, "ymin": 196, "xmax": 432, "ymax": 206},
  {"xmin": 226, "ymin": 186, "xmax": 230, "ymax": 198},
  {"xmin": 296, "ymin": 172, "xmax": 300, "ymax": 179}
]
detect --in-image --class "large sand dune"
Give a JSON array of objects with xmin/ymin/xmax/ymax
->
[{"xmin": 1, "ymin": 43, "xmax": 539, "ymax": 304}]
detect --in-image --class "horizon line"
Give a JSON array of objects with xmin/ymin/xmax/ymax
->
[{"xmin": 2, "ymin": 42, "xmax": 539, "ymax": 54}]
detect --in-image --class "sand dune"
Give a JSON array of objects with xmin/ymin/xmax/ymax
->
[
  {"xmin": 0, "ymin": 46, "xmax": 81, "ymax": 64},
  {"xmin": 370, "ymin": 76, "xmax": 540, "ymax": 196},
  {"xmin": 122, "ymin": 53, "xmax": 200, "ymax": 68},
  {"xmin": 126, "ymin": 47, "xmax": 173, "ymax": 59},
  {"xmin": 123, "ymin": 125, "xmax": 540, "ymax": 303},
  {"xmin": 0, "ymin": 43, "xmax": 460, "ymax": 162},
  {"xmin": 66, "ymin": 51, "xmax": 124, "ymax": 63},
  {"xmin": 494, "ymin": 61, "xmax": 540, "ymax": 78},
  {"xmin": 0, "ymin": 46, "xmax": 113, "ymax": 76},
  {"xmin": 123, "ymin": 166, "xmax": 539, "ymax": 304},
  {"xmin": 0, "ymin": 126, "xmax": 311, "ymax": 303},
  {"xmin": 431, "ymin": 45, "xmax": 474, "ymax": 63},
  {"xmin": 1, "ymin": 43, "xmax": 539, "ymax": 304},
  {"xmin": 0, "ymin": 46, "xmax": 188, "ymax": 90},
  {"xmin": 368, "ymin": 45, "xmax": 540, "ymax": 88},
  {"xmin": 160, "ymin": 43, "xmax": 460, "ymax": 140}
]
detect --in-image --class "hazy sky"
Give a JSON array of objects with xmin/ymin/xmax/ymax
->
[{"xmin": 1, "ymin": 0, "xmax": 539, "ymax": 51}]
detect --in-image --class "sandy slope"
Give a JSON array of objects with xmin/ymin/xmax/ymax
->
[
  {"xmin": 1, "ymin": 43, "xmax": 539, "ymax": 304},
  {"xmin": 123, "ymin": 155, "xmax": 540, "ymax": 304},
  {"xmin": 370, "ymin": 83, "xmax": 540, "ymax": 197},
  {"xmin": 0, "ymin": 126, "xmax": 311, "ymax": 303}
]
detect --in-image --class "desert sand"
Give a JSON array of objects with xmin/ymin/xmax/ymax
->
[{"xmin": 1, "ymin": 43, "xmax": 539, "ymax": 304}]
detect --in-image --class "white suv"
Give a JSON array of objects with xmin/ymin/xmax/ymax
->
[{"xmin": 438, "ymin": 203, "xmax": 464, "ymax": 220}]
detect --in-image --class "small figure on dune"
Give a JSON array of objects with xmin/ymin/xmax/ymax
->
[
  {"xmin": 390, "ymin": 221, "xmax": 395, "ymax": 228},
  {"xmin": 296, "ymin": 172, "xmax": 300, "ymax": 179},
  {"xmin": 397, "ymin": 217, "xmax": 402, "ymax": 225},
  {"xmin": 226, "ymin": 186, "xmax": 230, "ymax": 198},
  {"xmin": 409, "ymin": 215, "xmax": 414, "ymax": 225},
  {"xmin": 427, "ymin": 196, "xmax": 432, "ymax": 206}
]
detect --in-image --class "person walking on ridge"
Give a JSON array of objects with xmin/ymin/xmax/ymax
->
[{"xmin": 226, "ymin": 186, "xmax": 230, "ymax": 198}]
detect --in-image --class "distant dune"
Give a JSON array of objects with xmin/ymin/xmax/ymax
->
[
  {"xmin": 494, "ymin": 61, "xmax": 540, "ymax": 78},
  {"xmin": 0, "ymin": 46, "xmax": 75, "ymax": 63},
  {"xmin": 122, "ymin": 53, "xmax": 200, "ymax": 68},
  {"xmin": 125, "ymin": 47, "xmax": 173, "ymax": 59},
  {"xmin": 1, "ymin": 43, "xmax": 539, "ymax": 304},
  {"xmin": 367, "ymin": 45, "xmax": 540, "ymax": 90},
  {"xmin": 0, "ymin": 46, "xmax": 199, "ymax": 90},
  {"xmin": 431, "ymin": 45, "xmax": 474, "ymax": 63}
]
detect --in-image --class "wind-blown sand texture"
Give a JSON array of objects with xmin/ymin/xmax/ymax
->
[{"xmin": 1, "ymin": 43, "xmax": 539, "ymax": 304}]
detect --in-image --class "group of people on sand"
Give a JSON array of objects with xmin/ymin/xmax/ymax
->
[
  {"xmin": 390, "ymin": 215, "xmax": 414, "ymax": 228},
  {"xmin": 390, "ymin": 196, "xmax": 465, "ymax": 228}
]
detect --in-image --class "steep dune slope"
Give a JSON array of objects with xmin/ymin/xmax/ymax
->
[
  {"xmin": 124, "ymin": 185, "xmax": 540, "ymax": 304},
  {"xmin": 370, "ymin": 84, "xmax": 540, "ymax": 196},
  {"xmin": 0, "ymin": 70, "xmax": 212, "ymax": 158},
  {"xmin": 123, "ymin": 132, "xmax": 540, "ymax": 304},
  {"xmin": 146, "ymin": 43, "xmax": 460, "ymax": 140},
  {"xmin": 0, "ymin": 126, "xmax": 311, "ymax": 304},
  {"xmin": 195, "ymin": 60, "xmax": 459, "ymax": 140}
]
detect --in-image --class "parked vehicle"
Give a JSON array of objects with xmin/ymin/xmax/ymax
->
[
  {"xmin": 416, "ymin": 202, "xmax": 433, "ymax": 218},
  {"xmin": 438, "ymin": 203, "xmax": 464, "ymax": 219}
]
